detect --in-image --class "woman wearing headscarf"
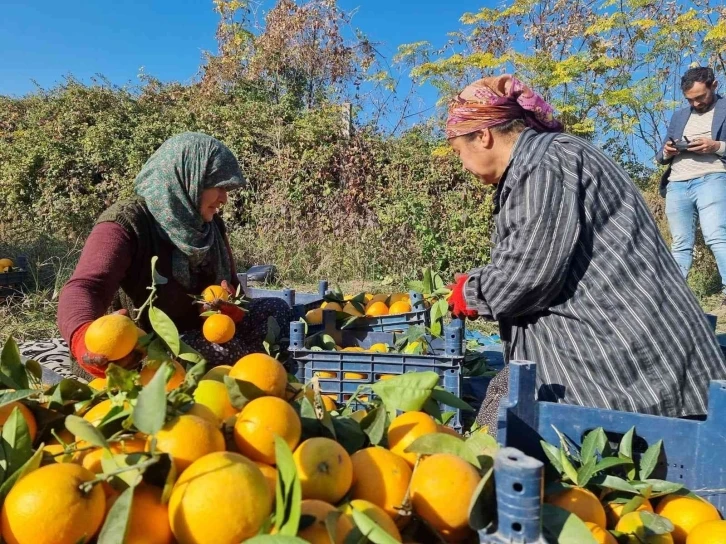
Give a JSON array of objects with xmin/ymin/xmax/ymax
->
[
  {"xmin": 445, "ymin": 75, "xmax": 726, "ymax": 434},
  {"xmin": 57, "ymin": 132, "xmax": 292, "ymax": 379}
]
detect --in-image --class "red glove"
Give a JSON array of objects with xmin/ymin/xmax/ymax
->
[
  {"xmin": 70, "ymin": 311, "xmax": 144, "ymax": 378},
  {"xmin": 448, "ymin": 274, "xmax": 478, "ymax": 319}
]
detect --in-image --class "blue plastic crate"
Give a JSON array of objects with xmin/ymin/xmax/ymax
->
[
  {"xmin": 498, "ymin": 361, "xmax": 726, "ymax": 515},
  {"xmin": 478, "ymin": 447, "xmax": 546, "ymax": 543},
  {"xmin": 0, "ymin": 255, "xmax": 28, "ymax": 297},
  {"xmin": 288, "ymin": 321, "xmax": 466, "ymax": 426},
  {"xmin": 305, "ymin": 290, "xmax": 429, "ymax": 334},
  {"xmin": 237, "ymin": 273, "xmax": 328, "ymax": 319}
]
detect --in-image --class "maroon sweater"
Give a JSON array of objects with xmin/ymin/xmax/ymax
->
[{"xmin": 58, "ymin": 217, "xmax": 237, "ymax": 353}]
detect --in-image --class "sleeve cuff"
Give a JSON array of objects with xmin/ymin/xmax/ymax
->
[
  {"xmin": 463, "ymin": 268, "xmax": 494, "ymax": 318},
  {"xmin": 716, "ymin": 142, "xmax": 726, "ymax": 156}
]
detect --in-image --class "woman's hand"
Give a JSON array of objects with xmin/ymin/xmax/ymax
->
[{"xmin": 447, "ymin": 274, "xmax": 478, "ymax": 319}]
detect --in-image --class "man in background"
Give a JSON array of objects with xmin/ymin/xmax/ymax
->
[{"xmin": 657, "ymin": 66, "xmax": 726, "ymax": 302}]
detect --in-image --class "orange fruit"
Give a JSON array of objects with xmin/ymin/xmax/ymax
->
[
  {"xmin": 87, "ymin": 377, "xmax": 107, "ymax": 390},
  {"xmin": 343, "ymin": 372, "xmax": 367, "ymax": 379},
  {"xmin": 365, "ymin": 301, "xmax": 389, "ymax": 317},
  {"xmin": 342, "ymin": 303, "xmax": 364, "ymax": 317},
  {"xmin": 202, "ymin": 285, "xmax": 229, "ymax": 302},
  {"xmin": 294, "ymin": 437, "xmax": 353, "ymax": 504},
  {"xmin": 655, "ymin": 495, "xmax": 720, "ymax": 544},
  {"xmin": 388, "ymin": 293, "xmax": 410, "ymax": 305},
  {"xmin": 82, "ymin": 436, "xmax": 146, "ymax": 473},
  {"xmin": 193, "ymin": 380, "xmax": 238, "ymax": 421},
  {"xmin": 124, "ymin": 484, "xmax": 173, "ymax": 544},
  {"xmin": 387, "ymin": 411, "xmax": 438, "ymax": 467},
  {"xmin": 184, "ymin": 402, "xmax": 221, "ymax": 426},
  {"xmin": 368, "ymin": 343, "xmax": 389, "ymax": 353},
  {"xmin": 342, "ymin": 347, "xmax": 365, "ymax": 353},
  {"xmin": 169, "ymin": 451, "xmax": 271, "ymax": 544},
  {"xmin": 604, "ymin": 496, "xmax": 654, "ymax": 528},
  {"xmin": 82, "ymin": 398, "xmax": 129, "ymax": 427},
  {"xmin": 151, "ymin": 414, "xmax": 225, "ymax": 473},
  {"xmin": 321, "ymin": 395, "xmax": 337, "ymax": 411},
  {"xmin": 585, "ymin": 522, "xmax": 618, "ymax": 544},
  {"xmin": 202, "ymin": 313, "xmax": 236, "ymax": 344},
  {"xmin": 201, "ymin": 365, "xmax": 232, "ymax": 382},
  {"xmin": 410, "ymin": 453, "xmax": 480, "ymax": 541},
  {"xmin": 255, "ymin": 462, "xmax": 277, "ymax": 509},
  {"xmin": 229, "ymin": 352, "xmax": 288, "ymax": 398},
  {"xmin": 686, "ymin": 520, "xmax": 726, "ymax": 543},
  {"xmin": 233, "ymin": 396, "xmax": 301, "ymax": 465},
  {"xmin": 1, "ymin": 463, "xmax": 105, "ymax": 544},
  {"xmin": 616, "ymin": 511, "xmax": 674, "ymax": 543},
  {"xmin": 338, "ymin": 499, "xmax": 403, "ymax": 542},
  {"xmin": 139, "ymin": 360, "xmax": 186, "ymax": 392},
  {"xmin": 350, "ymin": 447, "xmax": 412, "ymax": 522},
  {"xmin": 84, "ymin": 313, "xmax": 138, "ymax": 361},
  {"xmin": 321, "ymin": 301, "xmax": 343, "ymax": 312},
  {"xmin": 388, "ymin": 301, "xmax": 412, "ymax": 315},
  {"xmin": 0, "ymin": 402, "xmax": 37, "ymax": 442},
  {"xmin": 305, "ymin": 308, "xmax": 324, "ymax": 325},
  {"xmin": 0, "ymin": 259, "xmax": 13, "ymax": 269},
  {"xmin": 547, "ymin": 486, "xmax": 607, "ymax": 528},
  {"xmin": 298, "ymin": 499, "xmax": 339, "ymax": 543},
  {"xmin": 366, "ymin": 294, "xmax": 388, "ymax": 308},
  {"xmin": 316, "ymin": 371, "xmax": 337, "ymax": 379}
]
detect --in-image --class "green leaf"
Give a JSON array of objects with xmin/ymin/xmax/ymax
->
[
  {"xmin": 224, "ymin": 375, "xmax": 267, "ymax": 410},
  {"xmin": 423, "ymin": 268, "xmax": 433, "ymax": 294},
  {"xmin": 2, "ymin": 407, "xmax": 33, "ymax": 476},
  {"xmin": 97, "ymin": 485, "xmax": 134, "ymax": 544},
  {"xmin": 407, "ymin": 281, "xmax": 425, "ymax": 292},
  {"xmin": 332, "ymin": 418, "xmax": 366, "ymax": 455},
  {"xmin": 146, "ymin": 338, "xmax": 172, "ymax": 364},
  {"xmin": 593, "ymin": 457, "xmax": 634, "ymax": 474},
  {"xmin": 468, "ymin": 460, "xmax": 495, "ymax": 531},
  {"xmin": 639, "ymin": 440, "xmax": 663, "ymax": 480},
  {"xmin": 0, "ymin": 446, "xmax": 42, "ymax": 506},
  {"xmin": 47, "ymin": 379, "xmax": 94, "ymax": 407},
  {"xmin": 106, "ymin": 364, "xmax": 138, "ymax": 392},
  {"xmin": 431, "ymin": 387, "xmax": 474, "ymax": 411},
  {"xmin": 591, "ymin": 474, "xmax": 639, "ymax": 494},
  {"xmin": 619, "ymin": 427, "xmax": 635, "ymax": 459},
  {"xmin": 580, "ymin": 427, "xmax": 604, "ymax": 463},
  {"xmin": 560, "ymin": 450, "xmax": 579, "ymax": 484},
  {"xmin": 101, "ymin": 452, "xmax": 146, "ymax": 488},
  {"xmin": 65, "ymin": 414, "xmax": 109, "ymax": 449},
  {"xmin": 631, "ymin": 479, "xmax": 683, "ymax": 496},
  {"xmin": 359, "ymin": 407, "xmax": 387, "ymax": 445},
  {"xmin": 0, "ymin": 337, "xmax": 28, "ymax": 390},
  {"xmin": 132, "ymin": 362, "xmax": 168, "ymax": 436},
  {"xmin": 540, "ymin": 441, "xmax": 564, "ymax": 474},
  {"xmin": 620, "ymin": 494, "xmax": 646, "ymax": 517},
  {"xmin": 148, "ymin": 307, "xmax": 180, "ymax": 357},
  {"xmin": 371, "ymin": 372, "xmax": 438, "ymax": 416},
  {"xmin": 178, "ymin": 341, "xmax": 206, "ymax": 366},
  {"xmin": 466, "ymin": 432, "xmax": 499, "ymax": 458},
  {"xmin": 405, "ymin": 433, "xmax": 481, "ymax": 468},
  {"xmin": 244, "ymin": 536, "xmax": 309, "ymax": 543},
  {"xmin": 24, "ymin": 360, "xmax": 43, "ymax": 388},
  {"xmin": 274, "ymin": 435, "xmax": 302, "ymax": 536},
  {"xmin": 542, "ymin": 504, "xmax": 598, "ymax": 543},
  {"xmin": 577, "ymin": 458, "xmax": 597, "ymax": 488},
  {"xmin": 422, "ymin": 397, "xmax": 443, "ymax": 422},
  {"xmin": 0, "ymin": 390, "xmax": 38, "ymax": 409},
  {"xmin": 639, "ymin": 511, "xmax": 674, "ymax": 535},
  {"xmin": 350, "ymin": 508, "xmax": 401, "ymax": 544}
]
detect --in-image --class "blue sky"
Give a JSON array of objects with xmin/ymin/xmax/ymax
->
[{"xmin": 0, "ymin": 0, "xmax": 471, "ymax": 121}]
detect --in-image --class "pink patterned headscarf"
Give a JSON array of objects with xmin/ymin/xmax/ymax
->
[{"xmin": 446, "ymin": 75, "xmax": 563, "ymax": 139}]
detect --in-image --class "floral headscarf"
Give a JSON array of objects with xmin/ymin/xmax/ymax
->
[
  {"xmin": 134, "ymin": 132, "xmax": 246, "ymax": 288},
  {"xmin": 446, "ymin": 75, "xmax": 563, "ymax": 139}
]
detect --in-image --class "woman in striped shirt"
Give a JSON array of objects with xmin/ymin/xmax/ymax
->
[{"xmin": 446, "ymin": 75, "xmax": 726, "ymax": 434}]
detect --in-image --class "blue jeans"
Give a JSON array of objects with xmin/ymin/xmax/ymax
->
[{"xmin": 665, "ymin": 173, "xmax": 726, "ymax": 293}]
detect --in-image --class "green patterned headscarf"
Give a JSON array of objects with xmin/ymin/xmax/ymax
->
[{"xmin": 134, "ymin": 132, "xmax": 245, "ymax": 289}]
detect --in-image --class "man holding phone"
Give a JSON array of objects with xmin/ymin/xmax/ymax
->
[{"xmin": 657, "ymin": 66, "xmax": 726, "ymax": 302}]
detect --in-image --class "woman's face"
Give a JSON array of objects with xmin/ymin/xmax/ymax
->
[
  {"xmin": 199, "ymin": 187, "xmax": 228, "ymax": 222},
  {"xmin": 450, "ymin": 131, "xmax": 497, "ymax": 184}
]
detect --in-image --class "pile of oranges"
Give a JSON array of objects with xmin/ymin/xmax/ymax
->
[{"xmin": 305, "ymin": 292, "xmax": 414, "ymax": 325}]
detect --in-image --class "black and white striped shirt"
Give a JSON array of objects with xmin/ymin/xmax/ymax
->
[{"xmin": 464, "ymin": 128, "xmax": 726, "ymax": 417}]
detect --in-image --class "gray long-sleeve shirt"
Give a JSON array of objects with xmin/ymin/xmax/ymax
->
[{"xmin": 464, "ymin": 128, "xmax": 726, "ymax": 417}]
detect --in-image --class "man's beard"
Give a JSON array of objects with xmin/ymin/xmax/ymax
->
[{"xmin": 694, "ymin": 94, "xmax": 716, "ymax": 113}]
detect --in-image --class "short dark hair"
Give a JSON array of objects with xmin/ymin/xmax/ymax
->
[{"xmin": 681, "ymin": 66, "xmax": 715, "ymax": 92}]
